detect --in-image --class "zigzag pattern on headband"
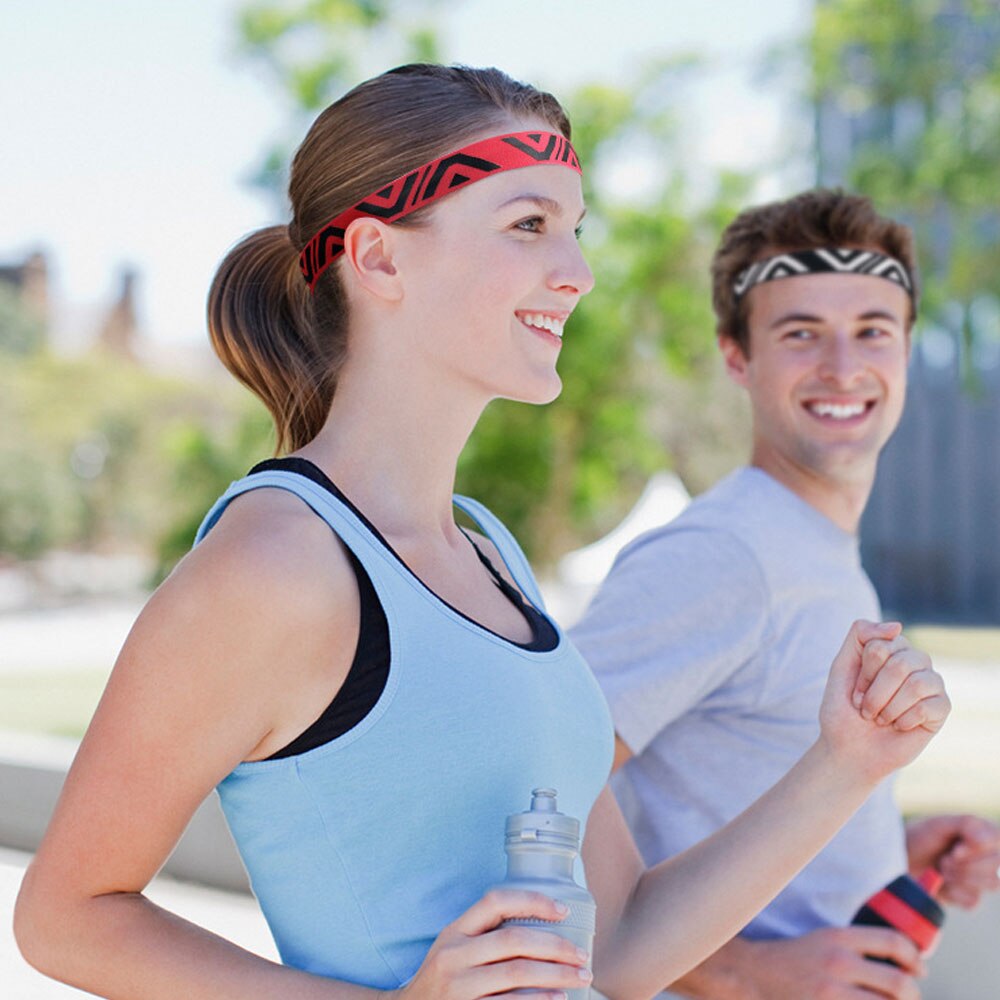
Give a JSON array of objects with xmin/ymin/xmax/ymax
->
[
  {"xmin": 733, "ymin": 247, "xmax": 914, "ymax": 301},
  {"xmin": 299, "ymin": 131, "xmax": 581, "ymax": 291}
]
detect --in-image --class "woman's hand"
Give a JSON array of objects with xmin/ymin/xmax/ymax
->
[
  {"xmin": 391, "ymin": 890, "xmax": 591, "ymax": 1000},
  {"xmin": 818, "ymin": 620, "xmax": 950, "ymax": 784}
]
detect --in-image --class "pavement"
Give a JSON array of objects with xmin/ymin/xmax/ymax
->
[{"xmin": 0, "ymin": 599, "xmax": 144, "ymax": 674}]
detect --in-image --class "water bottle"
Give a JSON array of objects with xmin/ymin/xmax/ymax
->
[
  {"xmin": 497, "ymin": 788, "xmax": 595, "ymax": 998},
  {"xmin": 852, "ymin": 868, "xmax": 945, "ymax": 963}
]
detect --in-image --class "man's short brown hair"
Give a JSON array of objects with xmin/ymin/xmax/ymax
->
[{"xmin": 711, "ymin": 189, "xmax": 919, "ymax": 356}]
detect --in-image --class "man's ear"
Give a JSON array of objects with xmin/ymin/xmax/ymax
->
[
  {"xmin": 718, "ymin": 332, "xmax": 750, "ymax": 387},
  {"xmin": 341, "ymin": 218, "xmax": 403, "ymax": 303}
]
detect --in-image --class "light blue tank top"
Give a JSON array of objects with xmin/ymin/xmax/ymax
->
[{"xmin": 195, "ymin": 469, "xmax": 614, "ymax": 989}]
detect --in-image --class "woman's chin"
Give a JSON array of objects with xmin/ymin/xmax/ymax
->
[{"xmin": 502, "ymin": 373, "xmax": 563, "ymax": 406}]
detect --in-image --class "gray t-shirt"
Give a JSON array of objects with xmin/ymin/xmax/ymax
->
[{"xmin": 570, "ymin": 466, "xmax": 907, "ymax": 942}]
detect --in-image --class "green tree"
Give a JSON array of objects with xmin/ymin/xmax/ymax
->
[
  {"xmin": 152, "ymin": 404, "xmax": 274, "ymax": 583},
  {"xmin": 237, "ymin": 0, "xmax": 445, "ymax": 194},
  {"xmin": 0, "ymin": 350, "xmax": 271, "ymax": 565},
  {"xmin": 811, "ymin": 0, "xmax": 1000, "ymax": 372}
]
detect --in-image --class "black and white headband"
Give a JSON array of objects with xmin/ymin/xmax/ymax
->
[{"xmin": 733, "ymin": 248, "xmax": 914, "ymax": 302}]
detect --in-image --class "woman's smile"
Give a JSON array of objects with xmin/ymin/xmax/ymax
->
[{"xmin": 516, "ymin": 309, "xmax": 569, "ymax": 347}]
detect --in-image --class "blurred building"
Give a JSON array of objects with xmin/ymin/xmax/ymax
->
[
  {"xmin": 0, "ymin": 250, "xmax": 49, "ymax": 336},
  {"xmin": 95, "ymin": 268, "xmax": 139, "ymax": 361},
  {"xmin": 0, "ymin": 250, "xmax": 141, "ymax": 362}
]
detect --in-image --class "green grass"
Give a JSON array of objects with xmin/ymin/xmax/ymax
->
[{"xmin": 0, "ymin": 668, "xmax": 110, "ymax": 739}]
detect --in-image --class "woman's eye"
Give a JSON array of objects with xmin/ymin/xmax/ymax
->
[
  {"xmin": 515, "ymin": 216, "xmax": 544, "ymax": 233},
  {"xmin": 574, "ymin": 225, "xmax": 584, "ymax": 240}
]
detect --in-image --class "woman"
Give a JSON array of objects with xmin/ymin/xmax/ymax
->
[{"xmin": 15, "ymin": 64, "xmax": 948, "ymax": 999}]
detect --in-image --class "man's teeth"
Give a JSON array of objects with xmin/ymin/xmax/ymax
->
[
  {"xmin": 809, "ymin": 401, "xmax": 867, "ymax": 420},
  {"xmin": 521, "ymin": 313, "xmax": 564, "ymax": 338}
]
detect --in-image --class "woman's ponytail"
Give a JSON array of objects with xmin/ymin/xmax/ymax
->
[{"xmin": 207, "ymin": 225, "xmax": 348, "ymax": 454}]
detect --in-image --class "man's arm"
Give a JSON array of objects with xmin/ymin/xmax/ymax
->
[
  {"xmin": 666, "ymin": 929, "xmax": 925, "ymax": 1000},
  {"xmin": 611, "ymin": 734, "xmax": 633, "ymax": 771}
]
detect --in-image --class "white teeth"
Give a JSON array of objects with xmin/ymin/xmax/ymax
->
[
  {"xmin": 521, "ymin": 313, "xmax": 564, "ymax": 338},
  {"xmin": 809, "ymin": 401, "xmax": 867, "ymax": 420}
]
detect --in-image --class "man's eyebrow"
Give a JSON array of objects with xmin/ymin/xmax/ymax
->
[
  {"xmin": 768, "ymin": 311, "xmax": 824, "ymax": 330},
  {"xmin": 857, "ymin": 309, "xmax": 904, "ymax": 324},
  {"xmin": 497, "ymin": 194, "xmax": 588, "ymax": 223}
]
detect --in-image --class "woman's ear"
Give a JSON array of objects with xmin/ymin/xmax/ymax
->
[{"xmin": 341, "ymin": 218, "xmax": 404, "ymax": 303}]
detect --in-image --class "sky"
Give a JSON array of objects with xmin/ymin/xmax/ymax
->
[{"xmin": 1, "ymin": 0, "xmax": 812, "ymax": 350}]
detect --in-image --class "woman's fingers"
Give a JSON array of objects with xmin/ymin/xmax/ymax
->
[
  {"xmin": 450, "ymin": 889, "xmax": 568, "ymax": 936},
  {"xmin": 462, "ymin": 921, "xmax": 589, "ymax": 970},
  {"xmin": 853, "ymin": 635, "xmax": 909, "ymax": 709},
  {"xmin": 467, "ymin": 954, "xmax": 592, "ymax": 997},
  {"xmin": 884, "ymin": 691, "xmax": 951, "ymax": 732},
  {"xmin": 418, "ymin": 889, "xmax": 590, "ymax": 999},
  {"xmin": 849, "ymin": 635, "xmax": 949, "ymax": 739},
  {"xmin": 872, "ymin": 665, "xmax": 949, "ymax": 730},
  {"xmin": 827, "ymin": 620, "xmax": 902, "ymax": 708},
  {"xmin": 855, "ymin": 641, "xmax": 932, "ymax": 718}
]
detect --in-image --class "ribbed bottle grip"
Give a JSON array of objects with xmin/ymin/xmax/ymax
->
[{"xmin": 503, "ymin": 900, "xmax": 596, "ymax": 933}]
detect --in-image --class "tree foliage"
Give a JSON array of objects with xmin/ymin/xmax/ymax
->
[
  {"xmin": 0, "ymin": 351, "xmax": 270, "ymax": 566},
  {"xmin": 237, "ymin": 0, "xmax": 445, "ymax": 194},
  {"xmin": 812, "ymin": 0, "xmax": 1000, "ymax": 369},
  {"xmin": 239, "ymin": 0, "xmax": 443, "ymax": 109}
]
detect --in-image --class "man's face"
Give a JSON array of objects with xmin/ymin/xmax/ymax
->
[{"xmin": 721, "ymin": 269, "xmax": 911, "ymax": 489}]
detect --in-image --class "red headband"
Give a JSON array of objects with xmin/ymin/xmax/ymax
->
[{"xmin": 298, "ymin": 130, "xmax": 581, "ymax": 291}]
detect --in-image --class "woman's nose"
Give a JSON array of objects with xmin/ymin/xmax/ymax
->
[{"xmin": 548, "ymin": 238, "xmax": 595, "ymax": 297}]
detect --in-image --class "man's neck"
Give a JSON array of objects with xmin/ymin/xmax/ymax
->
[{"xmin": 749, "ymin": 451, "xmax": 876, "ymax": 535}]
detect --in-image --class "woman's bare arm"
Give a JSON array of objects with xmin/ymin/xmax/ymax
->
[
  {"xmin": 584, "ymin": 621, "xmax": 950, "ymax": 1000},
  {"xmin": 14, "ymin": 489, "xmax": 379, "ymax": 999}
]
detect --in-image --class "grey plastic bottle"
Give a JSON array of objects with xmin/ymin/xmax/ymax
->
[{"xmin": 497, "ymin": 788, "xmax": 595, "ymax": 999}]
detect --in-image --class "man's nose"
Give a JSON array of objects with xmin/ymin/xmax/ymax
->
[{"xmin": 818, "ymin": 333, "xmax": 864, "ymax": 384}]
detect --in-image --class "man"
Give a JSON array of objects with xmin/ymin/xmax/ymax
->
[{"xmin": 571, "ymin": 190, "xmax": 1000, "ymax": 999}]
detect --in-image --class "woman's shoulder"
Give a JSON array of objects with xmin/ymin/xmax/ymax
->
[
  {"xmin": 156, "ymin": 485, "xmax": 359, "ymax": 666},
  {"xmin": 196, "ymin": 483, "xmax": 350, "ymax": 584}
]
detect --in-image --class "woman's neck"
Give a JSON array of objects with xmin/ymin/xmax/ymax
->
[{"xmin": 295, "ymin": 352, "xmax": 489, "ymax": 541}]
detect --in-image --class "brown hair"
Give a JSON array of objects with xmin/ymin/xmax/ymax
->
[
  {"xmin": 710, "ymin": 189, "xmax": 919, "ymax": 356},
  {"xmin": 208, "ymin": 64, "xmax": 572, "ymax": 453}
]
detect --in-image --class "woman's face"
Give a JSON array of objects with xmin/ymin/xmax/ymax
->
[{"xmin": 391, "ymin": 135, "xmax": 594, "ymax": 406}]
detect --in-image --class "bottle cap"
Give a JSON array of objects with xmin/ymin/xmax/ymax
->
[{"xmin": 505, "ymin": 788, "xmax": 580, "ymax": 849}]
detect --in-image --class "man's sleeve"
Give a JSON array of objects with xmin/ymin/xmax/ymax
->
[{"xmin": 568, "ymin": 525, "xmax": 770, "ymax": 756}]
